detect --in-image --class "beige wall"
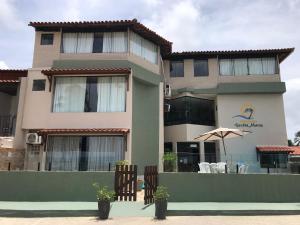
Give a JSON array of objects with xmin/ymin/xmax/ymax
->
[
  {"xmin": 217, "ymin": 94, "xmax": 288, "ymax": 173},
  {"xmin": 13, "ymin": 77, "xmax": 27, "ymax": 149},
  {"xmin": 163, "ymin": 59, "xmax": 281, "ymax": 90},
  {"xmin": 32, "ymin": 31, "xmax": 61, "ymax": 68},
  {"xmin": 21, "ymin": 69, "xmax": 133, "ymax": 166},
  {"xmin": 32, "ymin": 30, "xmax": 160, "ymax": 74}
]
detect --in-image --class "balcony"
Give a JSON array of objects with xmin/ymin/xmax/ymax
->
[{"xmin": 164, "ymin": 96, "xmax": 215, "ymax": 126}]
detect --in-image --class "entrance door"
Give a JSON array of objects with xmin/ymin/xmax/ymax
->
[
  {"xmin": 204, "ymin": 142, "xmax": 217, "ymax": 163},
  {"xmin": 177, "ymin": 142, "xmax": 200, "ymax": 172}
]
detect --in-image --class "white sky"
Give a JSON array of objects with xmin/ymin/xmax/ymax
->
[{"xmin": 0, "ymin": 0, "xmax": 299, "ymax": 140}]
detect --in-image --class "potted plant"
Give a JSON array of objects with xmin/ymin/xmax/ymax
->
[
  {"xmin": 163, "ymin": 152, "xmax": 177, "ymax": 172},
  {"xmin": 93, "ymin": 183, "xmax": 115, "ymax": 220},
  {"xmin": 116, "ymin": 160, "xmax": 129, "ymax": 166},
  {"xmin": 153, "ymin": 185, "xmax": 169, "ymax": 220}
]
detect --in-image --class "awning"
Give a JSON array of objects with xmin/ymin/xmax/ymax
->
[
  {"xmin": 41, "ymin": 68, "xmax": 131, "ymax": 76},
  {"xmin": 0, "ymin": 69, "xmax": 28, "ymax": 83},
  {"xmin": 256, "ymin": 145, "xmax": 294, "ymax": 153},
  {"xmin": 289, "ymin": 146, "xmax": 300, "ymax": 155},
  {"xmin": 36, "ymin": 128, "xmax": 129, "ymax": 135}
]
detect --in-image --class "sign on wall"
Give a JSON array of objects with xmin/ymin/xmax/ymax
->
[{"xmin": 232, "ymin": 103, "xmax": 263, "ymax": 128}]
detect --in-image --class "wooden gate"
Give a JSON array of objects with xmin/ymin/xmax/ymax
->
[
  {"xmin": 144, "ymin": 165, "xmax": 158, "ymax": 204},
  {"xmin": 114, "ymin": 165, "xmax": 137, "ymax": 201}
]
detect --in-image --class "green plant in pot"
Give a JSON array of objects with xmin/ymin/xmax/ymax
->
[
  {"xmin": 163, "ymin": 152, "xmax": 177, "ymax": 172},
  {"xmin": 93, "ymin": 183, "xmax": 115, "ymax": 220},
  {"xmin": 153, "ymin": 185, "xmax": 169, "ymax": 220},
  {"xmin": 115, "ymin": 160, "xmax": 129, "ymax": 166}
]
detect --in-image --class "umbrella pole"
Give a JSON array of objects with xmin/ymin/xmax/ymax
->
[{"xmin": 222, "ymin": 137, "xmax": 227, "ymax": 156}]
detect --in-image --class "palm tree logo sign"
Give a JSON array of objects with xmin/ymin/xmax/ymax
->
[{"xmin": 232, "ymin": 104, "xmax": 255, "ymax": 120}]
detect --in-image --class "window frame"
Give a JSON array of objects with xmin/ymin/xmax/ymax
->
[
  {"xmin": 45, "ymin": 135, "xmax": 126, "ymax": 171},
  {"xmin": 164, "ymin": 96, "xmax": 215, "ymax": 126},
  {"xmin": 170, "ymin": 60, "xmax": 184, "ymax": 77},
  {"xmin": 259, "ymin": 152, "xmax": 288, "ymax": 169},
  {"xmin": 40, "ymin": 33, "xmax": 54, "ymax": 45},
  {"xmin": 219, "ymin": 57, "xmax": 277, "ymax": 76},
  {"xmin": 193, "ymin": 59, "xmax": 209, "ymax": 77},
  {"xmin": 51, "ymin": 75, "xmax": 127, "ymax": 113},
  {"xmin": 32, "ymin": 79, "xmax": 46, "ymax": 91}
]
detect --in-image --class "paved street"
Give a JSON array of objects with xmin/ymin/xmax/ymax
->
[{"xmin": 1, "ymin": 216, "xmax": 300, "ymax": 225}]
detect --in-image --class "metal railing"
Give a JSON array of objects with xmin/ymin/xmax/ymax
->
[{"xmin": 0, "ymin": 115, "xmax": 16, "ymax": 136}]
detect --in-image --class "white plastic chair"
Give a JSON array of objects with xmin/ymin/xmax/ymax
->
[
  {"xmin": 217, "ymin": 162, "xmax": 227, "ymax": 173},
  {"xmin": 238, "ymin": 164, "xmax": 249, "ymax": 174},
  {"xmin": 198, "ymin": 162, "xmax": 211, "ymax": 173},
  {"xmin": 209, "ymin": 163, "xmax": 218, "ymax": 173}
]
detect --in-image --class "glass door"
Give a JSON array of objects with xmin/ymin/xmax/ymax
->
[{"xmin": 177, "ymin": 142, "xmax": 200, "ymax": 172}]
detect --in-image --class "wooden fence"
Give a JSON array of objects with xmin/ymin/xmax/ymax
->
[
  {"xmin": 114, "ymin": 165, "xmax": 137, "ymax": 201},
  {"xmin": 144, "ymin": 165, "xmax": 158, "ymax": 204}
]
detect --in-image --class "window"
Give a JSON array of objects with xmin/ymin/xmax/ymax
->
[
  {"xmin": 260, "ymin": 153, "xmax": 288, "ymax": 168},
  {"xmin": 164, "ymin": 97, "xmax": 215, "ymax": 126},
  {"xmin": 53, "ymin": 76, "xmax": 126, "ymax": 113},
  {"xmin": 219, "ymin": 57, "xmax": 277, "ymax": 76},
  {"xmin": 32, "ymin": 79, "xmax": 46, "ymax": 91},
  {"xmin": 194, "ymin": 60, "xmax": 209, "ymax": 76},
  {"xmin": 130, "ymin": 32, "xmax": 158, "ymax": 64},
  {"xmin": 170, "ymin": 61, "xmax": 184, "ymax": 77},
  {"xmin": 62, "ymin": 32, "xmax": 127, "ymax": 53},
  {"xmin": 41, "ymin": 34, "xmax": 54, "ymax": 45},
  {"xmin": 46, "ymin": 135, "xmax": 124, "ymax": 171},
  {"xmin": 177, "ymin": 142, "xmax": 200, "ymax": 172},
  {"xmin": 93, "ymin": 33, "xmax": 103, "ymax": 53},
  {"xmin": 164, "ymin": 142, "xmax": 173, "ymax": 153},
  {"xmin": 204, "ymin": 142, "xmax": 216, "ymax": 163}
]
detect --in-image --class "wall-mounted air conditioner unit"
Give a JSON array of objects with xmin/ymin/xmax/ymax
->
[
  {"xmin": 26, "ymin": 133, "xmax": 42, "ymax": 145},
  {"xmin": 164, "ymin": 83, "xmax": 171, "ymax": 98}
]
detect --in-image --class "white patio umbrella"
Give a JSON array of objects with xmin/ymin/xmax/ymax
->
[{"xmin": 194, "ymin": 127, "xmax": 251, "ymax": 156}]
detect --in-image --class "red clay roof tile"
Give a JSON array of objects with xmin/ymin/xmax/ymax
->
[{"xmin": 37, "ymin": 128, "xmax": 129, "ymax": 135}]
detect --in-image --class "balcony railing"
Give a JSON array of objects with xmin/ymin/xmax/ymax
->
[{"xmin": 0, "ymin": 115, "xmax": 16, "ymax": 136}]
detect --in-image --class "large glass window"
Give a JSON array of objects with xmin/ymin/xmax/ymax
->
[
  {"xmin": 53, "ymin": 76, "xmax": 126, "ymax": 113},
  {"xmin": 260, "ymin": 153, "xmax": 288, "ymax": 168},
  {"xmin": 170, "ymin": 61, "xmax": 184, "ymax": 77},
  {"xmin": 46, "ymin": 135, "xmax": 125, "ymax": 171},
  {"xmin": 219, "ymin": 57, "xmax": 277, "ymax": 76},
  {"xmin": 164, "ymin": 97, "xmax": 215, "ymax": 126},
  {"xmin": 130, "ymin": 32, "xmax": 158, "ymax": 64},
  {"xmin": 62, "ymin": 32, "xmax": 127, "ymax": 53},
  {"xmin": 194, "ymin": 60, "xmax": 209, "ymax": 76}
]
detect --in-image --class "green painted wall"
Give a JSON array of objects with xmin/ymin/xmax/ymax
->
[
  {"xmin": 132, "ymin": 78, "xmax": 160, "ymax": 174},
  {"xmin": 52, "ymin": 60, "xmax": 161, "ymax": 85},
  {"xmin": 217, "ymin": 82, "xmax": 286, "ymax": 94},
  {"xmin": 173, "ymin": 82, "xmax": 286, "ymax": 95},
  {"xmin": 0, "ymin": 171, "xmax": 114, "ymax": 201},
  {"xmin": 159, "ymin": 173, "xmax": 300, "ymax": 202},
  {"xmin": 2, "ymin": 172, "xmax": 300, "ymax": 202}
]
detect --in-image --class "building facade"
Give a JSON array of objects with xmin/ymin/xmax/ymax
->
[{"xmin": 0, "ymin": 19, "xmax": 295, "ymax": 173}]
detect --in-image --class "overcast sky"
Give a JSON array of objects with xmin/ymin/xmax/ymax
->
[{"xmin": 0, "ymin": 0, "xmax": 299, "ymax": 140}]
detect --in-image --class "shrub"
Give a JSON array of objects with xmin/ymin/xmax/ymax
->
[
  {"xmin": 154, "ymin": 186, "xmax": 170, "ymax": 200},
  {"xmin": 93, "ymin": 183, "xmax": 115, "ymax": 201}
]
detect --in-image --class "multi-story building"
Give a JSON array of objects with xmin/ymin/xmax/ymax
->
[{"xmin": 0, "ymin": 19, "xmax": 295, "ymax": 173}]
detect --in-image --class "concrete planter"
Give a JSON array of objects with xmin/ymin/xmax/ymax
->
[
  {"xmin": 155, "ymin": 199, "xmax": 168, "ymax": 219},
  {"xmin": 97, "ymin": 200, "xmax": 111, "ymax": 220}
]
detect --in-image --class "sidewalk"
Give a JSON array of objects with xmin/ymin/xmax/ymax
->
[{"xmin": 1, "ymin": 201, "xmax": 300, "ymax": 217}]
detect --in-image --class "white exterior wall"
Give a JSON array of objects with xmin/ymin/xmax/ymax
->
[{"xmin": 217, "ymin": 94, "xmax": 288, "ymax": 173}]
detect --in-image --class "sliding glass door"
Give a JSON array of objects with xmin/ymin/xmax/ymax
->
[{"xmin": 46, "ymin": 135, "xmax": 125, "ymax": 171}]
